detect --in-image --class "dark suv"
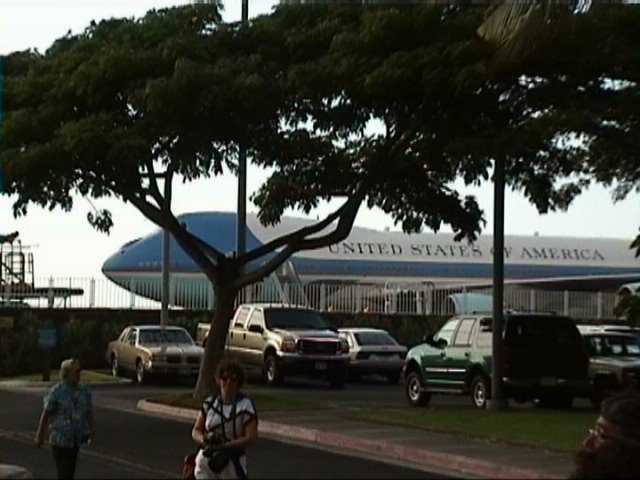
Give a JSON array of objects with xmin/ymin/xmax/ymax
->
[{"xmin": 403, "ymin": 312, "xmax": 590, "ymax": 409}]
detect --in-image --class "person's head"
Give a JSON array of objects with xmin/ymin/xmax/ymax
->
[
  {"xmin": 570, "ymin": 393, "xmax": 640, "ymax": 479},
  {"xmin": 60, "ymin": 358, "xmax": 81, "ymax": 386},
  {"xmin": 215, "ymin": 358, "xmax": 245, "ymax": 400}
]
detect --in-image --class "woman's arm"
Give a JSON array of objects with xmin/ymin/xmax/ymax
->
[
  {"xmin": 191, "ymin": 410, "xmax": 207, "ymax": 446},
  {"xmin": 224, "ymin": 416, "xmax": 258, "ymax": 450},
  {"xmin": 34, "ymin": 410, "xmax": 50, "ymax": 447}
]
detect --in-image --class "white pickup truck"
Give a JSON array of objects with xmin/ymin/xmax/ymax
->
[{"xmin": 197, "ymin": 303, "xmax": 350, "ymax": 387}]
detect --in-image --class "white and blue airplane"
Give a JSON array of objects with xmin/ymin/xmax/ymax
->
[{"xmin": 101, "ymin": 211, "xmax": 640, "ymax": 307}]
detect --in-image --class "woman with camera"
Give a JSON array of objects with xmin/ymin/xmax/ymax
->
[{"xmin": 191, "ymin": 359, "xmax": 258, "ymax": 479}]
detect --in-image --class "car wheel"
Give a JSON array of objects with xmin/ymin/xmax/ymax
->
[
  {"xmin": 136, "ymin": 360, "xmax": 146, "ymax": 384},
  {"xmin": 263, "ymin": 353, "xmax": 283, "ymax": 386},
  {"xmin": 404, "ymin": 371, "xmax": 430, "ymax": 407},
  {"xmin": 386, "ymin": 372, "xmax": 401, "ymax": 384},
  {"xmin": 470, "ymin": 375, "xmax": 490, "ymax": 409},
  {"xmin": 111, "ymin": 356, "xmax": 121, "ymax": 378}
]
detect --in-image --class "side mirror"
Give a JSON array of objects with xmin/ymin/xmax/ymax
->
[
  {"xmin": 436, "ymin": 338, "xmax": 448, "ymax": 349},
  {"xmin": 247, "ymin": 324, "xmax": 264, "ymax": 334}
]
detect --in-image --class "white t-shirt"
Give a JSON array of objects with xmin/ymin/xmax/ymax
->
[{"xmin": 194, "ymin": 394, "xmax": 257, "ymax": 479}]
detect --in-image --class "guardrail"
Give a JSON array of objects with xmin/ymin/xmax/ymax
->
[{"xmin": 0, "ymin": 276, "xmax": 621, "ymax": 320}]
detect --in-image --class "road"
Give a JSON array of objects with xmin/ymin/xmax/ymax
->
[
  {"xmin": 92, "ymin": 372, "xmax": 596, "ymax": 413},
  {"xmin": 1, "ymin": 388, "xmax": 453, "ymax": 479}
]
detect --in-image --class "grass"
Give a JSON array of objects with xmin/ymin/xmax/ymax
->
[
  {"xmin": 2, "ymin": 370, "xmax": 121, "ymax": 383},
  {"xmin": 344, "ymin": 407, "xmax": 592, "ymax": 452},
  {"xmin": 147, "ymin": 391, "xmax": 329, "ymax": 412}
]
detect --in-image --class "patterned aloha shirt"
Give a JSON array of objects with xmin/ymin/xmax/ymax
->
[{"xmin": 43, "ymin": 381, "xmax": 93, "ymax": 448}]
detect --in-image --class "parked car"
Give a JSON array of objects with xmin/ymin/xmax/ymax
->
[
  {"xmin": 580, "ymin": 331, "xmax": 640, "ymax": 405},
  {"xmin": 403, "ymin": 312, "xmax": 590, "ymax": 409},
  {"xmin": 338, "ymin": 328, "xmax": 407, "ymax": 383},
  {"xmin": 198, "ymin": 303, "xmax": 350, "ymax": 387},
  {"xmin": 105, "ymin": 325, "xmax": 204, "ymax": 383}
]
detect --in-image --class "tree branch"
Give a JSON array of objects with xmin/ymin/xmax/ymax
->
[
  {"xmin": 236, "ymin": 188, "xmax": 365, "ymax": 288},
  {"xmin": 144, "ymin": 159, "xmax": 164, "ymax": 207},
  {"xmin": 123, "ymin": 192, "xmax": 224, "ymax": 281},
  {"xmin": 241, "ymin": 187, "xmax": 363, "ymax": 265}
]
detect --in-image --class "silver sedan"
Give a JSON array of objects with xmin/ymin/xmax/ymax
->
[{"xmin": 338, "ymin": 328, "xmax": 407, "ymax": 383}]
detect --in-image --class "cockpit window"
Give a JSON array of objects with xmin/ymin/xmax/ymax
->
[{"xmin": 119, "ymin": 237, "xmax": 141, "ymax": 251}]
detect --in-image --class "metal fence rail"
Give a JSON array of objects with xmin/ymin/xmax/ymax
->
[{"xmin": 0, "ymin": 276, "xmax": 622, "ymax": 320}]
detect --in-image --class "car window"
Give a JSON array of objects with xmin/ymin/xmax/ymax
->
[
  {"xmin": 125, "ymin": 330, "xmax": 137, "ymax": 345},
  {"xmin": 505, "ymin": 316, "xmax": 582, "ymax": 347},
  {"xmin": 247, "ymin": 310, "xmax": 265, "ymax": 329},
  {"xmin": 353, "ymin": 331, "xmax": 397, "ymax": 346},
  {"xmin": 234, "ymin": 307, "xmax": 251, "ymax": 328},
  {"xmin": 452, "ymin": 319, "xmax": 476, "ymax": 346},
  {"xmin": 434, "ymin": 319, "xmax": 460, "ymax": 346},
  {"xmin": 264, "ymin": 309, "xmax": 329, "ymax": 330},
  {"xmin": 138, "ymin": 329, "xmax": 194, "ymax": 345},
  {"xmin": 625, "ymin": 339, "xmax": 640, "ymax": 355}
]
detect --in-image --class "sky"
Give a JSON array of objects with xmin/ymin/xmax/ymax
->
[{"xmin": 1, "ymin": 0, "xmax": 639, "ymax": 281}]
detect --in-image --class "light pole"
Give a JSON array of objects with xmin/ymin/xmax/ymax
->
[
  {"xmin": 160, "ymin": 228, "xmax": 170, "ymax": 327},
  {"xmin": 488, "ymin": 156, "xmax": 508, "ymax": 411},
  {"xmin": 236, "ymin": 0, "xmax": 249, "ymax": 302}
]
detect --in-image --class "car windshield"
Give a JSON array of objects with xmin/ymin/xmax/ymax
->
[
  {"xmin": 139, "ymin": 329, "xmax": 194, "ymax": 345},
  {"xmin": 265, "ymin": 309, "xmax": 329, "ymax": 330},
  {"xmin": 354, "ymin": 331, "xmax": 397, "ymax": 346},
  {"xmin": 584, "ymin": 335, "xmax": 640, "ymax": 356}
]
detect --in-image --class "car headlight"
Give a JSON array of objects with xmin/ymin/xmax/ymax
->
[{"xmin": 281, "ymin": 337, "xmax": 296, "ymax": 353}]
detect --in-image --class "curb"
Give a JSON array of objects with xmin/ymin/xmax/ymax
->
[{"xmin": 136, "ymin": 400, "xmax": 553, "ymax": 479}]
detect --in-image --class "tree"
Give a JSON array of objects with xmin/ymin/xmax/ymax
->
[{"xmin": 3, "ymin": 3, "xmax": 639, "ymax": 397}]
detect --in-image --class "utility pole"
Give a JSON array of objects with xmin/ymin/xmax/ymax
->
[
  {"xmin": 160, "ymin": 228, "xmax": 170, "ymax": 327},
  {"xmin": 237, "ymin": 0, "xmax": 249, "ymax": 268},
  {"xmin": 488, "ymin": 156, "xmax": 508, "ymax": 411}
]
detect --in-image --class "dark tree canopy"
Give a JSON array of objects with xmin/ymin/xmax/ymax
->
[{"xmin": 2, "ymin": 3, "xmax": 639, "ymax": 394}]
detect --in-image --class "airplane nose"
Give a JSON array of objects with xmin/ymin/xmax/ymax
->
[{"xmin": 101, "ymin": 237, "xmax": 144, "ymax": 276}]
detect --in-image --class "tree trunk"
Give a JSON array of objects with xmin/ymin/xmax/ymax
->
[{"xmin": 193, "ymin": 281, "xmax": 238, "ymax": 398}]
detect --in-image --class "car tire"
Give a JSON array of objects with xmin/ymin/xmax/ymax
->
[
  {"xmin": 111, "ymin": 356, "xmax": 121, "ymax": 378},
  {"xmin": 263, "ymin": 353, "xmax": 283, "ymax": 386},
  {"xmin": 136, "ymin": 360, "xmax": 146, "ymax": 384},
  {"xmin": 470, "ymin": 375, "xmax": 490, "ymax": 409},
  {"xmin": 386, "ymin": 372, "xmax": 401, "ymax": 384},
  {"xmin": 404, "ymin": 371, "xmax": 430, "ymax": 407}
]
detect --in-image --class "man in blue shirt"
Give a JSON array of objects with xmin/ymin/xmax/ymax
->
[{"xmin": 35, "ymin": 358, "xmax": 94, "ymax": 479}]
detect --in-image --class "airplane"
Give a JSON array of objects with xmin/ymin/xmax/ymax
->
[{"xmin": 101, "ymin": 211, "xmax": 640, "ymax": 310}]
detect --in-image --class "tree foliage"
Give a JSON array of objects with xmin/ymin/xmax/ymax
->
[{"xmin": 2, "ymin": 3, "xmax": 640, "ymax": 394}]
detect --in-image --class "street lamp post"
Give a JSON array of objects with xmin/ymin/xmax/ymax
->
[{"xmin": 236, "ymin": 0, "xmax": 249, "ymax": 302}]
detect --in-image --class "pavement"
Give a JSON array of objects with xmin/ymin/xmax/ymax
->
[{"xmin": 1, "ymin": 379, "xmax": 575, "ymax": 479}]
